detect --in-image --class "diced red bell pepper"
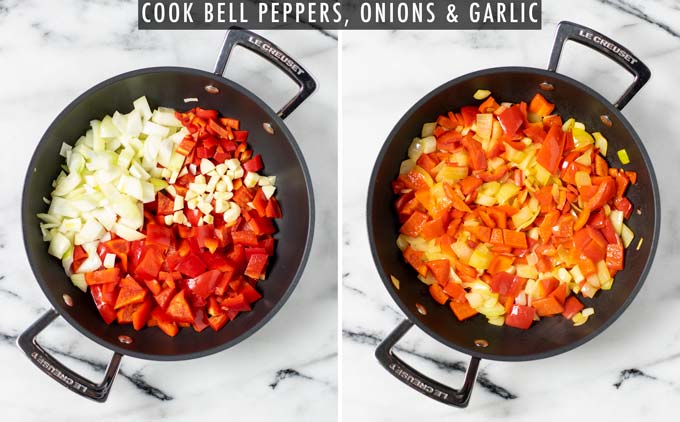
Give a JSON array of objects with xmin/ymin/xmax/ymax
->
[
  {"xmin": 194, "ymin": 107, "xmax": 218, "ymax": 120},
  {"xmin": 221, "ymin": 294, "xmax": 251, "ymax": 312},
  {"xmin": 231, "ymin": 231, "xmax": 259, "ymax": 246},
  {"xmin": 614, "ymin": 197, "xmax": 633, "ymax": 219},
  {"xmin": 606, "ymin": 243, "xmax": 624, "ymax": 272},
  {"xmin": 429, "ymin": 283, "xmax": 449, "ymax": 305},
  {"xmin": 192, "ymin": 308, "xmax": 210, "ymax": 333},
  {"xmin": 176, "ymin": 253, "xmax": 207, "ymax": 278},
  {"xmin": 443, "ymin": 281, "xmax": 467, "ymax": 303},
  {"xmin": 166, "ymin": 290, "xmax": 194, "ymax": 323},
  {"xmin": 505, "ymin": 304, "xmax": 536, "ymax": 329},
  {"xmin": 146, "ymin": 224, "xmax": 173, "ymax": 248},
  {"xmin": 208, "ymin": 314, "xmax": 229, "ymax": 331},
  {"xmin": 157, "ymin": 192, "xmax": 174, "ymax": 215},
  {"xmin": 585, "ymin": 178, "xmax": 616, "ymax": 211},
  {"xmin": 460, "ymin": 106, "xmax": 479, "ymax": 127},
  {"xmin": 134, "ymin": 246, "xmax": 164, "ymax": 280},
  {"xmin": 114, "ymin": 276, "xmax": 146, "ymax": 308},
  {"xmin": 85, "ymin": 268, "xmax": 121, "ymax": 286},
  {"xmin": 150, "ymin": 307, "xmax": 179, "ymax": 337},
  {"xmin": 239, "ymin": 282, "xmax": 262, "ymax": 304},
  {"xmin": 244, "ymin": 254, "xmax": 268, "ymax": 280},
  {"xmin": 243, "ymin": 154, "xmax": 263, "ymax": 172},
  {"xmin": 449, "ymin": 301, "xmax": 478, "ymax": 321},
  {"xmin": 562, "ymin": 296, "xmax": 585, "ymax": 320},
  {"xmin": 497, "ymin": 105, "xmax": 524, "ymax": 137},
  {"xmin": 90, "ymin": 284, "xmax": 118, "ymax": 324},
  {"xmin": 536, "ymin": 125, "xmax": 563, "ymax": 174},
  {"xmin": 186, "ymin": 269, "xmax": 221, "ymax": 299},
  {"xmin": 528, "ymin": 93, "xmax": 555, "ymax": 117},
  {"xmin": 461, "ymin": 135, "xmax": 487, "ymax": 171},
  {"xmin": 265, "ymin": 197, "xmax": 282, "ymax": 219},
  {"xmin": 143, "ymin": 278, "xmax": 162, "ymax": 296},
  {"xmin": 132, "ymin": 297, "xmax": 154, "ymax": 330},
  {"xmin": 425, "ymin": 259, "xmax": 450, "ymax": 286},
  {"xmin": 532, "ymin": 296, "xmax": 564, "ymax": 316}
]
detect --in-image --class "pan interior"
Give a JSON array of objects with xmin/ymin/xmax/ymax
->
[
  {"xmin": 368, "ymin": 67, "xmax": 659, "ymax": 361},
  {"xmin": 22, "ymin": 68, "xmax": 312, "ymax": 360}
]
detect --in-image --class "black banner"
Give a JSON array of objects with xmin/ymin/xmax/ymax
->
[{"xmin": 138, "ymin": 0, "xmax": 542, "ymax": 30}]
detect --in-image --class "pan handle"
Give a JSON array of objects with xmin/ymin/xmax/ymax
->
[
  {"xmin": 375, "ymin": 319, "xmax": 480, "ymax": 408},
  {"xmin": 213, "ymin": 28, "xmax": 317, "ymax": 120},
  {"xmin": 548, "ymin": 21, "xmax": 651, "ymax": 110},
  {"xmin": 16, "ymin": 308, "xmax": 122, "ymax": 403}
]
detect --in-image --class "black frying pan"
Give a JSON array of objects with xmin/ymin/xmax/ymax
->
[
  {"xmin": 368, "ymin": 22, "xmax": 659, "ymax": 407},
  {"xmin": 18, "ymin": 29, "xmax": 316, "ymax": 402}
]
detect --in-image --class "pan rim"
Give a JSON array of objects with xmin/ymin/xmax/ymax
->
[
  {"xmin": 21, "ymin": 66, "xmax": 315, "ymax": 361},
  {"xmin": 367, "ymin": 65, "xmax": 660, "ymax": 362}
]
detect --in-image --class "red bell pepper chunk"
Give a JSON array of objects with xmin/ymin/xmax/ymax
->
[
  {"xmin": 460, "ymin": 106, "xmax": 479, "ymax": 127},
  {"xmin": 265, "ymin": 197, "xmax": 282, "ymax": 219},
  {"xmin": 586, "ymin": 178, "xmax": 616, "ymax": 211},
  {"xmin": 90, "ymin": 284, "xmax": 118, "ymax": 324},
  {"xmin": 192, "ymin": 308, "xmax": 210, "ymax": 333},
  {"xmin": 497, "ymin": 105, "xmax": 525, "ymax": 137},
  {"xmin": 208, "ymin": 314, "xmax": 229, "ymax": 331},
  {"xmin": 562, "ymin": 296, "xmax": 585, "ymax": 320},
  {"xmin": 252, "ymin": 189, "xmax": 269, "ymax": 217},
  {"xmin": 614, "ymin": 197, "xmax": 633, "ymax": 219},
  {"xmin": 134, "ymin": 246, "xmax": 164, "ymax": 280},
  {"xmin": 114, "ymin": 275, "xmax": 146, "ymax": 309},
  {"xmin": 146, "ymin": 224, "xmax": 173, "ymax": 248},
  {"xmin": 505, "ymin": 304, "xmax": 536, "ymax": 329},
  {"xmin": 243, "ymin": 154, "xmax": 263, "ymax": 172},
  {"xmin": 176, "ymin": 253, "xmax": 207, "ymax": 278},
  {"xmin": 132, "ymin": 297, "xmax": 154, "ymax": 330},
  {"xmin": 425, "ymin": 259, "xmax": 450, "ymax": 286},
  {"xmin": 208, "ymin": 119, "xmax": 233, "ymax": 140},
  {"xmin": 150, "ymin": 307, "xmax": 179, "ymax": 337},
  {"xmin": 166, "ymin": 290, "xmax": 194, "ymax": 323},
  {"xmin": 85, "ymin": 268, "xmax": 121, "ymax": 286},
  {"xmin": 143, "ymin": 279, "xmax": 162, "ymax": 296},
  {"xmin": 232, "ymin": 231, "xmax": 259, "ymax": 246},
  {"xmin": 176, "ymin": 136, "xmax": 197, "ymax": 156},
  {"xmin": 233, "ymin": 130, "xmax": 248, "ymax": 142},
  {"xmin": 194, "ymin": 107, "xmax": 218, "ymax": 120},
  {"xmin": 185, "ymin": 208, "xmax": 203, "ymax": 227},
  {"xmin": 528, "ymin": 93, "xmax": 555, "ymax": 117},
  {"xmin": 429, "ymin": 283, "xmax": 449, "ymax": 305},
  {"xmin": 239, "ymin": 282, "xmax": 262, "ymax": 304},
  {"xmin": 461, "ymin": 135, "xmax": 487, "ymax": 171},
  {"xmin": 228, "ymin": 244, "xmax": 247, "ymax": 273},
  {"xmin": 156, "ymin": 192, "xmax": 174, "ymax": 215},
  {"xmin": 443, "ymin": 282, "xmax": 467, "ymax": 303},
  {"xmin": 221, "ymin": 294, "xmax": 251, "ymax": 312},
  {"xmin": 244, "ymin": 253, "xmax": 268, "ymax": 280},
  {"xmin": 606, "ymin": 243, "xmax": 624, "ymax": 272},
  {"xmin": 536, "ymin": 125, "xmax": 563, "ymax": 174},
  {"xmin": 532, "ymin": 296, "xmax": 564, "ymax": 317},
  {"xmin": 186, "ymin": 269, "xmax": 221, "ymax": 299},
  {"xmin": 249, "ymin": 217, "xmax": 276, "ymax": 236},
  {"xmin": 449, "ymin": 301, "xmax": 478, "ymax": 321}
]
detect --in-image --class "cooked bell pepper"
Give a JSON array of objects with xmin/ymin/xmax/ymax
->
[
  {"xmin": 85, "ymin": 268, "xmax": 121, "ymax": 286},
  {"xmin": 244, "ymin": 254, "xmax": 268, "ymax": 280},
  {"xmin": 528, "ymin": 93, "xmax": 555, "ymax": 117},
  {"xmin": 536, "ymin": 125, "xmax": 563, "ymax": 174},
  {"xmin": 505, "ymin": 304, "xmax": 535, "ymax": 329},
  {"xmin": 449, "ymin": 301, "xmax": 478, "ymax": 321},
  {"xmin": 562, "ymin": 296, "xmax": 584, "ymax": 320}
]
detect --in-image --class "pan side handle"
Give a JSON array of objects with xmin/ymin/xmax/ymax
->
[
  {"xmin": 16, "ymin": 309, "xmax": 122, "ymax": 403},
  {"xmin": 375, "ymin": 319, "xmax": 480, "ymax": 408},
  {"xmin": 213, "ymin": 28, "xmax": 317, "ymax": 120},
  {"xmin": 548, "ymin": 21, "xmax": 651, "ymax": 110}
]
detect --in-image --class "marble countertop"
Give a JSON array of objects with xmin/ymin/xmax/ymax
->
[
  {"xmin": 342, "ymin": 0, "xmax": 680, "ymax": 420},
  {"xmin": 0, "ymin": 1, "xmax": 337, "ymax": 421}
]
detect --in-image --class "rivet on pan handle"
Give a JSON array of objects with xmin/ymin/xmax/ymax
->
[
  {"xmin": 375, "ymin": 319, "xmax": 480, "ymax": 408},
  {"xmin": 213, "ymin": 27, "xmax": 317, "ymax": 120},
  {"xmin": 17, "ymin": 309, "xmax": 123, "ymax": 403},
  {"xmin": 548, "ymin": 21, "xmax": 651, "ymax": 110}
]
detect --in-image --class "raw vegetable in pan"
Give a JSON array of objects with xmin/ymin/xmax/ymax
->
[
  {"xmin": 38, "ymin": 97, "xmax": 282, "ymax": 336},
  {"xmin": 392, "ymin": 91, "xmax": 637, "ymax": 329}
]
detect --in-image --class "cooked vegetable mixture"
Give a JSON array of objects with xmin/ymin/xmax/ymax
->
[
  {"xmin": 393, "ymin": 91, "xmax": 636, "ymax": 329},
  {"xmin": 39, "ymin": 97, "xmax": 281, "ymax": 336}
]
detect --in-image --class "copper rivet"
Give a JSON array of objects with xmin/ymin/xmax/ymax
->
[
  {"xmin": 474, "ymin": 339, "xmax": 489, "ymax": 348},
  {"xmin": 204, "ymin": 84, "xmax": 220, "ymax": 94},
  {"xmin": 600, "ymin": 114, "xmax": 613, "ymax": 127},
  {"xmin": 118, "ymin": 335, "xmax": 133, "ymax": 345},
  {"xmin": 415, "ymin": 303, "xmax": 427, "ymax": 315},
  {"xmin": 262, "ymin": 122, "xmax": 275, "ymax": 135},
  {"xmin": 539, "ymin": 82, "xmax": 555, "ymax": 91},
  {"xmin": 62, "ymin": 294, "xmax": 73, "ymax": 307}
]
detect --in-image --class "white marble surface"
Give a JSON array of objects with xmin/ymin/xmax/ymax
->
[
  {"xmin": 342, "ymin": 0, "xmax": 680, "ymax": 420},
  {"xmin": 0, "ymin": 1, "xmax": 337, "ymax": 421}
]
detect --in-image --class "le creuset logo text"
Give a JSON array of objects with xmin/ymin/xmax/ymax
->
[
  {"xmin": 247, "ymin": 35, "xmax": 306, "ymax": 76},
  {"xmin": 388, "ymin": 362, "xmax": 448, "ymax": 399},
  {"xmin": 31, "ymin": 351, "xmax": 88, "ymax": 393},
  {"xmin": 577, "ymin": 29, "xmax": 638, "ymax": 65}
]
